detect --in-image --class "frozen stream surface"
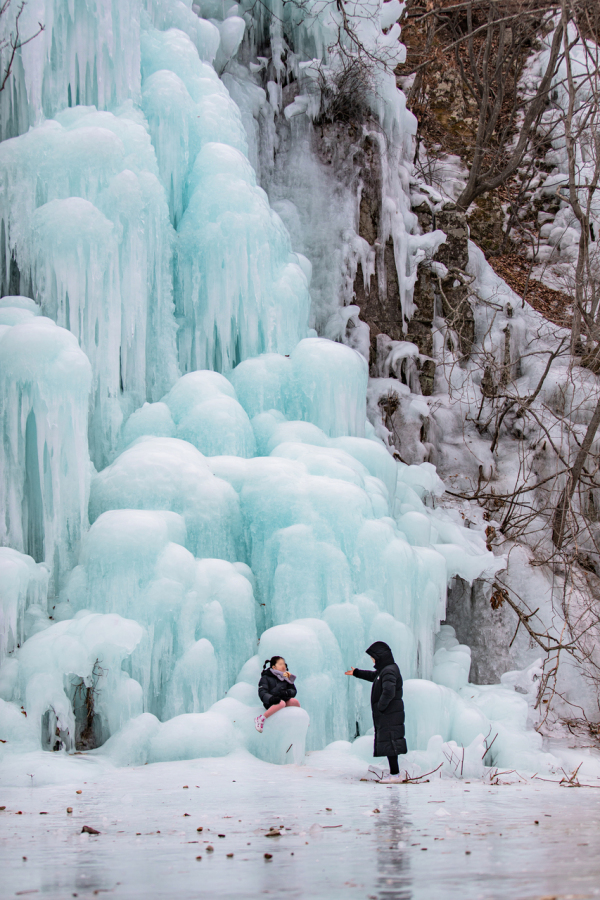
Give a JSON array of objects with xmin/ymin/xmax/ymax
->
[{"xmin": 2, "ymin": 750, "xmax": 600, "ymax": 900}]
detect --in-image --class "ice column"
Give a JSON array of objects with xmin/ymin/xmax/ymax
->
[
  {"xmin": 0, "ymin": 0, "xmax": 143, "ymax": 140},
  {"xmin": 0, "ymin": 548, "xmax": 48, "ymax": 664},
  {"xmin": 0, "ymin": 316, "xmax": 92, "ymax": 593},
  {"xmin": 0, "ymin": 108, "xmax": 179, "ymax": 466},
  {"xmin": 139, "ymin": 24, "xmax": 310, "ymax": 372}
]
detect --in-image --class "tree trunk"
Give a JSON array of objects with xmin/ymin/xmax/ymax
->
[{"xmin": 552, "ymin": 396, "xmax": 600, "ymax": 548}]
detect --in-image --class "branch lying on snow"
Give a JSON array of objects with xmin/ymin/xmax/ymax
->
[
  {"xmin": 395, "ymin": 764, "xmax": 444, "ymax": 784},
  {"xmin": 366, "ymin": 763, "xmax": 444, "ymax": 784},
  {"xmin": 533, "ymin": 763, "xmax": 600, "ymax": 788},
  {"xmin": 484, "ymin": 768, "xmax": 528, "ymax": 785}
]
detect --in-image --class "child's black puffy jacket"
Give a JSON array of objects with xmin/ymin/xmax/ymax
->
[{"xmin": 258, "ymin": 670, "xmax": 297, "ymax": 709}]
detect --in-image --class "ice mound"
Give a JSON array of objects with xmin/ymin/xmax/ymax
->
[
  {"xmin": 100, "ymin": 702, "xmax": 309, "ymax": 767},
  {"xmin": 432, "ymin": 623, "xmax": 473, "ymax": 692},
  {"xmin": 121, "ymin": 370, "xmax": 256, "ymax": 457},
  {"xmin": 145, "ymin": 1, "xmax": 221, "ymax": 65},
  {"xmin": 0, "ymin": 295, "xmax": 41, "ymax": 326},
  {"xmin": 229, "ymin": 338, "xmax": 369, "ymax": 438},
  {"xmin": 89, "ymin": 437, "xmax": 242, "ymax": 561},
  {"xmin": 0, "ymin": 613, "xmax": 143, "ymax": 756},
  {"xmin": 60, "ymin": 508, "xmax": 257, "ymax": 719}
]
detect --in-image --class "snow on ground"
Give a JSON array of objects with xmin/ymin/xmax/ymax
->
[{"xmin": 1, "ymin": 748, "xmax": 600, "ymax": 900}]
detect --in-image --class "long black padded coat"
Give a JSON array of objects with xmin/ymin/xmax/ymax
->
[
  {"xmin": 258, "ymin": 669, "xmax": 297, "ymax": 710},
  {"xmin": 353, "ymin": 641, "xmax": 407, "ymax": 757}
]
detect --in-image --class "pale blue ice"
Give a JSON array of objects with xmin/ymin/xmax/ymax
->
[{"xmin": 0, "ymin": 0, "xmax": 577, "ymax": 790}]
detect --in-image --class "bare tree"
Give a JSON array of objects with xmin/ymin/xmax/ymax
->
[
  {"xmin": 547, "ymin": 0, "xmax": 600, "ymax": 545},
  {"xmin": 402, "ymin": 1, "xmax": 565, "ymax": 211},
  {"xmin": 0, "ymin": 0, "xmax": 44, "ymax": 94},
  {"xmin": 403, "ymin": 0, "xmax": 600, "ymax": 723}
]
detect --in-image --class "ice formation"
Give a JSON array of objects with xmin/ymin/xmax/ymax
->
[{"xmin": 0, "ymin": 0, "xmax": 556, "ymax": 776}]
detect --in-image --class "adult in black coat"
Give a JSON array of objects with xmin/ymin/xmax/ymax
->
[{"xmin": 345, "ymin": 641, "xmax": 407, "ymax": 776}]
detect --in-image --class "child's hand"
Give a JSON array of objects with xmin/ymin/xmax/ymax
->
[{"xmin": 345, "ymin": 667, "xmax": 355, "ymax": 675}]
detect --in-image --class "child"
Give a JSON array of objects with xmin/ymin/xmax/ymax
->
[{"xmin": 255, "ymin": 656, "xmax": 300, "ymax": 733}]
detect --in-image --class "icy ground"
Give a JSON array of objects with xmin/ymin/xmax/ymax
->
[{"xmin": 2, "ymin": 751, "xmax": 600, "ymax": 900}]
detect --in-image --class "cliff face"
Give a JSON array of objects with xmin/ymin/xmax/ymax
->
[{"xmin": 251, "ymin": 13, "xmax": 600, "ymax": 728}]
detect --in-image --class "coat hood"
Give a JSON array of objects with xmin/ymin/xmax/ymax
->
[{"xmin": 366, "ymin": 641, "xmax": 395, "ymax": 670}]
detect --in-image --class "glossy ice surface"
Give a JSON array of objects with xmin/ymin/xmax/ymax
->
[{"xmin": 1, "ymin": 752, "xmax": 600, "ymax": 900}]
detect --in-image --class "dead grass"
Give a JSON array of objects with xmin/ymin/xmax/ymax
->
[
  {"xmin": 398, "ymin": 1, "xmax": 574, "ymax": 331},
  {"xmin": 489, "ymin": 253, "xmax": 573, "ymax": 329}
]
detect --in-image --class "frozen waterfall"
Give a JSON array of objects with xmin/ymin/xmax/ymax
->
[{"xmin": 0, "ymin": 0, "xmax": 553, "ymax": 776}]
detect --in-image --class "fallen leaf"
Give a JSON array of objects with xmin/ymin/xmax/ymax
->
[{"xmin": 81, "ymin": 825, "xmax": 100, "ymax": 835}]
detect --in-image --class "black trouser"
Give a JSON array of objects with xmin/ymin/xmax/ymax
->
[{"xmin": 388, "ymin": 755, "xmax": 399, "ymax": 775}]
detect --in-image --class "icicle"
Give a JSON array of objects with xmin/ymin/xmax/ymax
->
[
  {"xmin": 0, "ymin": 317, "xmax": 92, "ymax": 593},
  {"xmin": 0, "ymin": 548, "xmax": 49, "ymax": 664}
]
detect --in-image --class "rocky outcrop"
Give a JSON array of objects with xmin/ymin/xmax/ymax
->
[
  {"xmin": 350, "ymin": 134, "xmax": 441, "ymax": 396},
  {"xmin": 444, "ymin": 576, "xmax": 533, "ymax": 684},
  {"xmin": 352, "ymin": 135, "xmax": 409, "ymax": 367},
  {"xmin": 412, "ymin": 203, "xmax": 474, "ymax": 360}
]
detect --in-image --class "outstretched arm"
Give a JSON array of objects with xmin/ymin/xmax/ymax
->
[{"xmin": 351, "ymin": 668, "xmax": 377, "ymax": 683}]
